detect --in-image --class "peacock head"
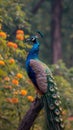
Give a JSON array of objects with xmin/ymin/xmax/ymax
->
[{"xmin": 25, "ymin": 31, "xmax": 44, "ymax": 43}]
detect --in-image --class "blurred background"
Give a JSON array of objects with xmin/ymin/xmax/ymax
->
[{"xmin": 0, "ymin": 0, "xmax": 73, "ymax": 130}]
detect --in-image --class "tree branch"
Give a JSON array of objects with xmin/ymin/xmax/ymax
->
[
  {"xmin": 17, "ymin": 97, "xmax": 43, "ymax": 130},
  {"xmin": 31, "ymin": 0, "xmax": 45, "ymax": 14}
]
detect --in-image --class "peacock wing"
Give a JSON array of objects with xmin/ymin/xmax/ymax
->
[{"xmin": 30, "ymin": 59, "xmax": 50, "ymax": 93}]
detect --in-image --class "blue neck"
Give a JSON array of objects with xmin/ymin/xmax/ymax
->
[
  {"xmin": 25, "ymin": 41, "xmax": 40, "ymax": 86},
  {"xmin": 26, "ymin": 41, "xmax": 39, "ymax": 62}
]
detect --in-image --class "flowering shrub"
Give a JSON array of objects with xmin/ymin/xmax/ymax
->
[{"xmin": 0, "ymin": 28, "xmax": 35, "ymax": 130}]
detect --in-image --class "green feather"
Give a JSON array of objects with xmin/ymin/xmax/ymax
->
[{"xmin": 41, "ymin": 74, "xmax": 65, "ymax": 130}]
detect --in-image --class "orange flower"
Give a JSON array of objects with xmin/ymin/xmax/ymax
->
[
  {"xmin": 9, "ymin": 59, "xmax": 15, "ymax": 64},
  {"xmin": 27, "ymin": 96, "xmax": 34, "ymax": 102},
  {"xmin": 16, "ymin": 30, "xmax": 24, "ymax": 35},
  {"xmin": 7, "ymin": 42, "xmax": 18, "ymax": 49},
  {"xmin": 13, "ymin": 43, "xmax": 18, "ymax": 49},
  {"xmin": 4, "ymin": 76, "xmax": 10, "ymax": 81},
  {"xmin": 7, "ymin": 42, "xmax": 13, "ymax": 47},
  {"xmin": 16, "ymin": 34, "xmax": 24, "ymax": 40},
  {"xmin": 6, "ymin": 98, "xmax": 18, "ymax": 104},
  {"xmin": 0, "ymin": 32, "xmax": 7, "ymax": 39},
  {"xmin": 4, "ymin": 86, "xmax": 12, "ymax": 89},
  {"xmin": 11, "ymin": 98, "xmax": 18, "ymax": 104},
  {"xmin": 0, "ymin": 60, "xmax": 5, "ymax": 65},
  {"xmin": 20, "ymin": 90, "xmax": 27, "ymax": 96},
  {"xmin": 16, "ymin": 73, "xmax": 23, "ymax": 79},
  {"xmin": 12, "ymin": 79, "xmax": 19, "ymax": 85}
]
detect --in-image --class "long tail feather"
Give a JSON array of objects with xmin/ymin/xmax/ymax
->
[{"xmin": 42, "ymin": 75, "xmax": 65, "ymax": 130}]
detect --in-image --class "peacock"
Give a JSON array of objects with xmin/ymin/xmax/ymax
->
[{"xmin": 25, "ymin": 31, "xmax": 65, "ymax": 130}]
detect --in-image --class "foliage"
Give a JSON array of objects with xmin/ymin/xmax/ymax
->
[
  {"xmin": 0, "ymin": 28, "xmax": 36, "ymax": 130},
  {"xmin": 0, "ymin": 0, "xmax": 31, "ymax": 40}
]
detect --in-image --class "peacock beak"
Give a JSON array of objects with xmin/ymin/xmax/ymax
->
[
  {"xmin": 25, "ymin": 38, "xmax": 31, "ymax": 42},
  {"xmin": 25, "ymin": 36, "xmax": 37, "ymax": 43}
]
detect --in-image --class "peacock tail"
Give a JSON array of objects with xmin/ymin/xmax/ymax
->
[{"xmin": 42, "ymin": 72, "xmax": 65, "ymax": 130}]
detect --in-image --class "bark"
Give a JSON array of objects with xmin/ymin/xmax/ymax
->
[
  {"xmin": 17, "ymin": 98, "xmax": 43, "ymax": 130},
  {"xmin": 32, "ymin": 0, "xmax": 45, "ymax": 14},
  {"xmin": 51, "ymin": 0, "xmax": 63, "ymax": 64}
]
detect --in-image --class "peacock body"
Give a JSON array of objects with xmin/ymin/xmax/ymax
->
[{"xmin": 25, "ymin": 34, "xmax": 64, "ymax": 130}]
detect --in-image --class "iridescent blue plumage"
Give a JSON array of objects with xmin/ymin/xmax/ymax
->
[
  {"xmin": 26, "ymin": 39, "xmax": 40, "ymax": 89},
  {"xmin": 26, "ymin": 41, "xmax": 39, "ymax": 66},
  {"xmin": 25, "ymin": 34, "xmax": 65, "ymax": 130}
]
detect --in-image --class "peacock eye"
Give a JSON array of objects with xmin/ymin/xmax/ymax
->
[
  {"xmin": 31, "ymin": 37, "xmax": 35, "ymax": 41},
  {"xmin": 49, "ymin": 86, "xmax": 55, "ymax": 92},
  {"xmin": 55, "ymin": 117, "xmax": 60, "ymax": 122},
  {"xmin": 54, "ymin": 100, "xmax": 60, "ymax": 106},
  {"xmin": 52, "ymin": 93, "xmax": 57, "ymax": 98},
  {"xmin": 54, "ymin": 108, "xmax": 60, "ymax": 115},
  {"xmin": 49, "ymin": 104, "xmax": 55, "ymax": 110},
  {"xmin": 60, "ymin": 123, "xmax": 64, "ymax": 128}
]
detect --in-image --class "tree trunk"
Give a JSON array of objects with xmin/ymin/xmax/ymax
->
[
  {"xmin": 17, "ymin": 98, "xmax": 43, "ymax": 130},
  {"xmin": 51, "ymin": 0, "xmax": 63, "ymax": 64}
]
